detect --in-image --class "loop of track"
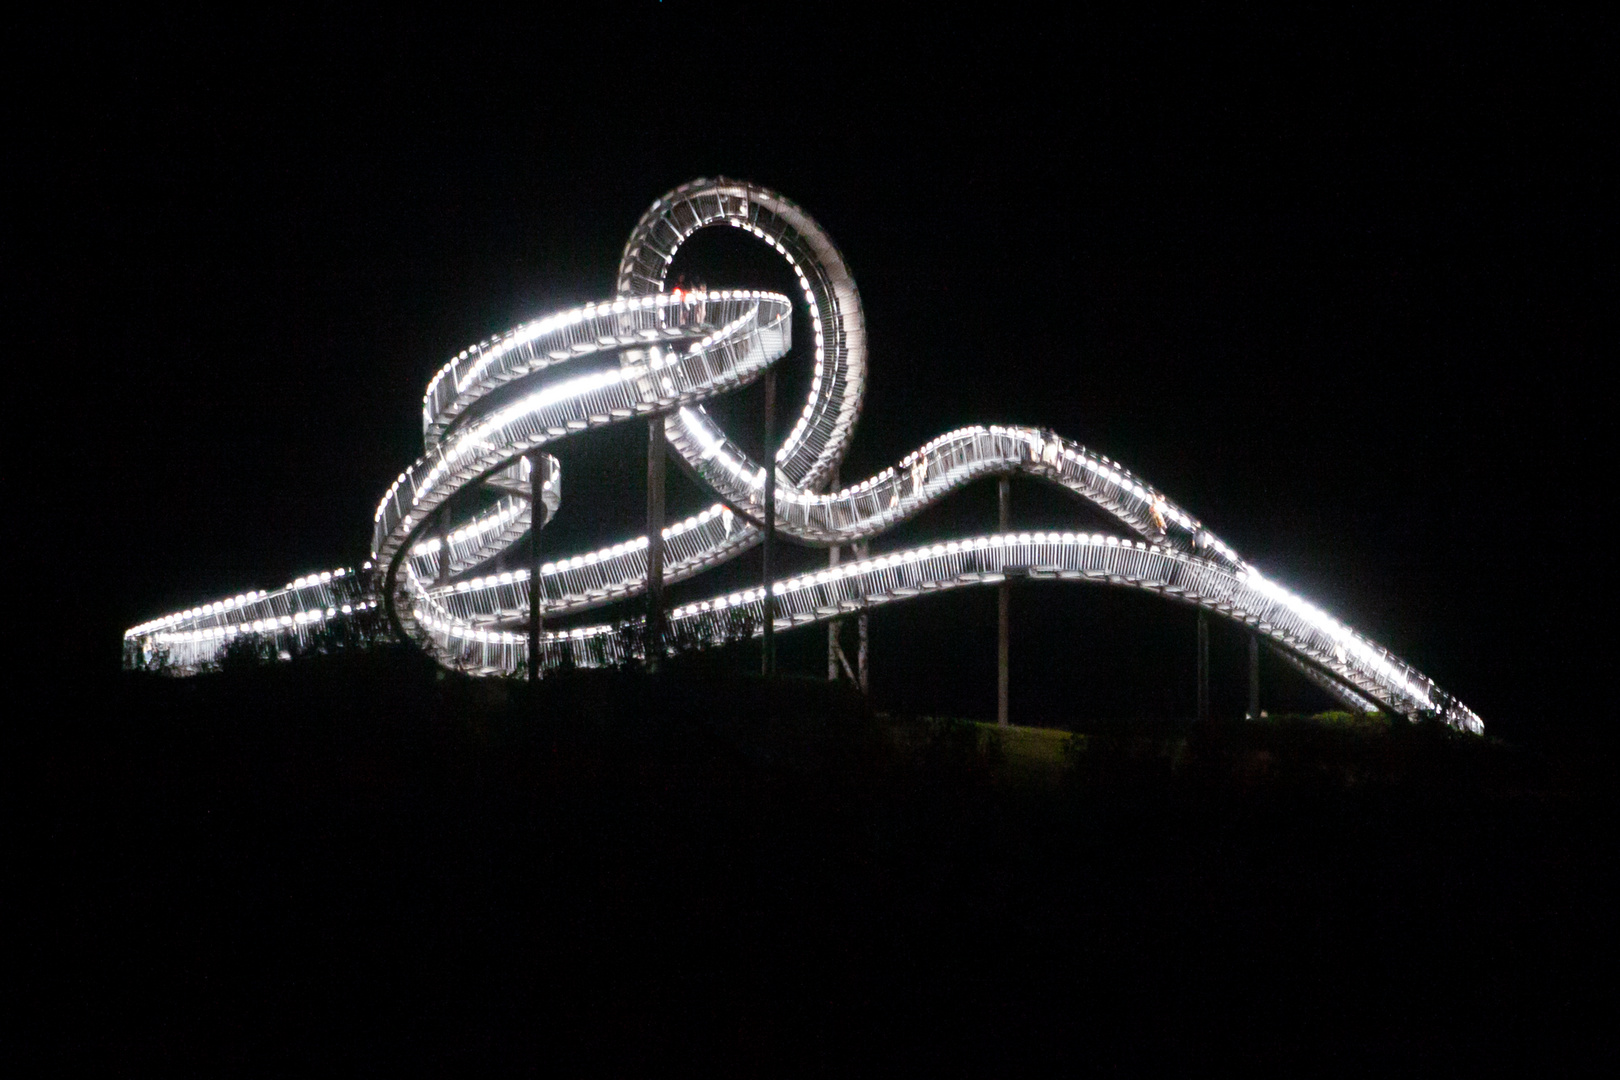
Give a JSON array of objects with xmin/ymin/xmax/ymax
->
[{"xmin": 125, "ymin": 178, "xmax": 1482, "ymax": 734}]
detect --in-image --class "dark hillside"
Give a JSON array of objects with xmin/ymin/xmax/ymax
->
[{"xmin": 13, "ymin": 652, "xmax": 1615, "ymax": 1070}]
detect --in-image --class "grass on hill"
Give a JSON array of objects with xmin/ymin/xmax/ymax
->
[{"xmin": 11, "ymin": 646, "xmax": 1615, "ymax": 1071}]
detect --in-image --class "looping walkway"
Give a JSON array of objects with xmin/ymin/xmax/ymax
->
[{"xmin": 124, "ymin": 178, "xmax": 1482, "ymax": 734}]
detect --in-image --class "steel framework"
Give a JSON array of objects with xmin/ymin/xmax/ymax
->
[{"xmin": 124, "ymin": 178, "xmax": 1482, "ymax": 734}]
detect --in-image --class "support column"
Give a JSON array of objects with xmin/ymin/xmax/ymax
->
[
  {"xmin": 998, "ymin": 476, "xmax": 1010, "ymax": 727},
  {"xmin": 828, "ymin": 466, "xmax": 840, "ymax": 682},
  {"xmin": 646, "ymin": 417, "xmax": 666, "ymax": 673},
  {"xmin": 856, "ymin": 539, "xmax": 869, "ymax": 694},
  {"xmin": 761, "ymin": 369, "xmax": 777, "ymax": 677},
  {"xmin": 527, "ymin": 453, "xmax": 551, "ymax": 684},
  {"xmin": 436, "ymin": 505, "xmax": 452, "ymax": 589},
  {"xmin": 1196, "ymin": 609, "xmax": 1211, "ymax": 722},
  {"xmin": 1248, "ymin": 633, "xmax": 1260, "ymax": 720}
]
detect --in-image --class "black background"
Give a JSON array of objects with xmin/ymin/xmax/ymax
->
[{"xmin": 13, "ymin": 4, "xmax": 1610, "ymax": 747}]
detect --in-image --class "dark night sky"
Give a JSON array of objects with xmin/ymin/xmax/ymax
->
[{"xmin": 14, "ymin": 6, "xmax": 1610, "ymax": 746}]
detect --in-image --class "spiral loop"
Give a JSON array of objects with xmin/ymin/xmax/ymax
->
[{"xmin": 123, "ymin": 179, "xmax": 1483, "ymax": 735}]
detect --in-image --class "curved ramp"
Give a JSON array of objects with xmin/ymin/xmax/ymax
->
[{"xmin": 125, "ymin": 179, "xmax": 1482, "ymax": 734}]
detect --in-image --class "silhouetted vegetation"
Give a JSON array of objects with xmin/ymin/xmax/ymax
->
[{"xmin": 12, "ymin": 654, "xmax": 1615, "ymax": 1071}]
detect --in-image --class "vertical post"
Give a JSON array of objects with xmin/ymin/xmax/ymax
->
[
  {"xmin": 827, "ymin": 540, "xmax": 842, "ymax": 682},
  {"xmin": 646, "ymin": 417, "xmax": 666, "ymax": 673},
  {"xmin": 1196, "ymin": 609, "xmax": 1211, "ymax": 721},
  {"xmin": 828, "ymin": 466, "xmax": 840, "ymax": 682},
  {"xmin": 436, "ymin": 505, "xmax": 452, "ymax": 589},
  {"xmin": 856, "ymin": 539, "xmax": 869, "ymax": 694},
  {"xmin": 761, "ymin": 368, "xmax": 777, "ymax": 676},
  {"xmin": 998, "ymin": 476, "xmax": 1010, "ymax": 727},
  {"xmin": 1248, "ymin": 633, "xmax": 1260, "ymax": 720},
  {"xmin": 527, "ymin": 454, "xmax": 550, "ymax": 683}
]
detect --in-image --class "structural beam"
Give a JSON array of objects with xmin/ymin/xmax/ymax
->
[
  {"xmin": 527, "ymin": 453, "xmax": 551, "ymax": 683},
  {"xmin": 761, "ymin": 368, "xmax": 777, "ymax": 676},
  {"xmin": 1196, "ymin": 609, "xmax": 1211, "ymax": 721},
  {"xmin": 436, "ymin": 505, "xmax": 452, "ymax": 588},
  {"xmin": 1248, "ymin": 633, "xmax": 1260, "ymax": 719},
  {"xmin": 856, "ymin": 539, "xmax": 869, "ymax": 694},
  {"xmin": 998, "ymin": 476, "xmax": 1010, "ymax": 727},
  {"xmin": 646, "ymin": 416, "xmax": 666, "ymax": 672},
  {"xmin": 828, "ymin": 466, "xmax": 841, "ymax": 682}
]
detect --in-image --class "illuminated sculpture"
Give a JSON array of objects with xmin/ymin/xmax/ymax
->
[{"xmin": 124, "ymin": 179, "xmax": 1483, "ymax": 734}]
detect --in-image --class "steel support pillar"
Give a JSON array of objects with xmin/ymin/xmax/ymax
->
[
  {"xmin": 1248, "ymin": 633, "xmax": 1260, "ymax": 720},
  {"xmin": 1196, "ymin": 609, "xmax": 1211, "ymax": 721},
  {"xmin": 998, "ymin": 476, "xmax": 1010, "ymax": 727},
  {"xmin": 856, "ymin": 539, "xmax": 869, "ymax": 694},
  {"xmin": 436, "ymin": 505, "xmax": 452, "ymax": 589},
  {"xmin": 646, "ymin": 417, "xmax": 666, "ymax": 673},
  {"xmin": 761, "ymin": 369, "xmax": 777, "ymax": 676},
  {"xmin": 527, "ymin": 454, "xmax": 551, "ymax": 683},
  {"xmin": 828, "ymin": 466, "xmax": 841, "ymax": 682}
]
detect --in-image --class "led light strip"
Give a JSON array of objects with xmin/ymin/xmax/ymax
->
[{"xmin": 124, "ymin": 178, "xmax": 1481, "ymax": 734}]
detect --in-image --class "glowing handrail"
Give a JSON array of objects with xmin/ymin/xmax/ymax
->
[{"xmin": 123, "ymin": 179, "xmax": 1482, "ymax": 734}]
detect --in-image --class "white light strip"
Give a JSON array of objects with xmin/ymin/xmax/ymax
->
[{"xmin": 126, "ymin": 178, "xmax": 1481, "ymax": 735}]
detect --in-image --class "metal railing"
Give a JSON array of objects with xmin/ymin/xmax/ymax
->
[{"xmin": 124, "ymin": 178, "xmax": 1482, "ymax": 735}]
